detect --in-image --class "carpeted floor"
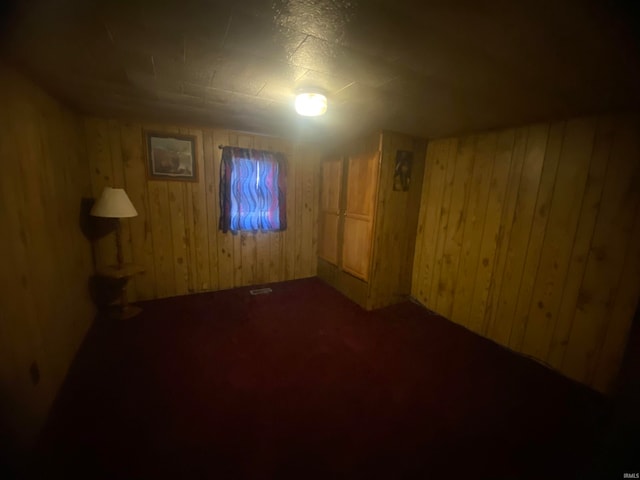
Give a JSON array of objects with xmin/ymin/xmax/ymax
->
[{"xmin": 32, "ymin": 277, "xmax": 615, "ymax": 479}]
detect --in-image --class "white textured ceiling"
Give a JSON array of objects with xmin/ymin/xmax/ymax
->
[{"xmin": 3, "ymin": 0, "xmax": 639, "ymax": 143}]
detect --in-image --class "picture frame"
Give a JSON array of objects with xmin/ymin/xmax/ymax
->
[
  {"xmin": 145, "ymin": 131, "xmax": 198, "ymax": 182},
  {"xmin": 393, "ymin": 150, "xmax": 413, "ymax": 191}
]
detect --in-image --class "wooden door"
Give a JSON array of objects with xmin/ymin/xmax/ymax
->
[
  {"xmin": 342, "ymin": 150, "xmax": 380, "ymax": 281},
  {"xmin": 318, "ymin": 156, "xmax": 343, "ymax": 265}
]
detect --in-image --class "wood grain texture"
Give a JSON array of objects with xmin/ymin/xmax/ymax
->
[
  {"xmin": 188, "ymin": 128, "xmax": 211, "ymax": 291},
  {"xmin": 86, "ymin": 118, "xmax": 319, "ymax": 300},
  {"xmin": 318, "ymin": 131, "xmax": 426, "ymax": 310},
  {"xmin": 520, "ymin": 118, "xmax": 596, "ymax": 359},
  {"xmin": 436, "ymin": 134, "xmax": 476, "ymax": 318},
  {"xmin": 342, "ymin": 149, "xmax": 379, "ymax": 281},
  {"xmin": 120, "ymin": 121, "xmax": 157, "ymax": 299},
  {"xmin": 412, "ymin": 114, "xmax": 640, "ymax": 393},
  {"xmin": 508, "ymin": 122, "xmax": 558, "ymax": 352},
  {"xmin": 0, "ymin": 64, "xmax": 94, "ymax": 445},
  {"xmin": 546, "ymin": 117, "xmax": 614, "ymax": 368},
  {"xmin": 450, "ymin": 132, "xmax": 497, "ymax": 331},
  {"xmin": 467, "ymin": 128, "xmax": 515, "ymax": 334},
  {"xmin": 561, "ymin": 116, "xmax": 640, "ymax": 385},
  {"xmin": 427, "ymin": 138, "xmax": 459, "ymax": 311},
  {"xmin": 411, "ymin": 141, "xmax": 437, "ymax": 298},
  {"xmin": 368, "ymin": 132, "xmax": 426, "ymax": 309},
  {"xmin": 319, "ymin": 157, "xmax": 343, "ymax": 265},
  {"xmin": 483, "ymin": 128, "xmax": 528, "ymax": 339}
]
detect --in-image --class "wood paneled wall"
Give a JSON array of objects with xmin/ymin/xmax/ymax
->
[
  {"xmin": 0, "ymin": 64, "xmax": 94, "ymax": 447},
  {"xmin": 412, "ymin": 114, "xmax": 640, "ymax": 393},
  {"xmin": 85, "ymin": 118, "xmax": 320, "ymax": 301},
  {"xmin": 368, "ymin": 131, "xmax": 427, "ymax": 309},
  {"xmin": 318, "ymin": 131, "xmax": 426, "ymax": 310}
]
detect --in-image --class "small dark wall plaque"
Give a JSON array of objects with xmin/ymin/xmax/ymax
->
[{"xmin": 393, "ymin": 150, "xmax": 413, "ymax": 191}]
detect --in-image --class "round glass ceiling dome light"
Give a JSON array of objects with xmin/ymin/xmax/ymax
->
[{"xmin": 295, "ymin": 92, "xmax": 328, "ymax": 116}]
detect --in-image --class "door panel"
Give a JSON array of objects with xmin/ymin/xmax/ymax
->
[
  {"xmin": 318, "ymin": 157, "xmax": 343, "ymax": 265},
  {"xmin": 346, "ymin": 151, "xmax": 378, "ymax": 217},
  {"xmin": 342, "ymin": 150, "xmax": 380, "ymax": 281},
  {"xmin": 319, "ymin": 213, "xmax": 340, "ymax": 265},
  {"xmin": 342, "ymin": 216, "xmax": 374, "ymax": 280}
]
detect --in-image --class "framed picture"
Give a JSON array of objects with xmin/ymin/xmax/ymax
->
[
  {"xmin": 145, "ymin": 132, "xmax": 197, "ymax": 182},
  {"xmin": 393, "ymin": 150, "xmax": 413, "ymax": 191}
]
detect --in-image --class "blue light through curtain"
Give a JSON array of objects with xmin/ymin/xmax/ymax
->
[{"xmin": 219, "ymin": 147, "xmax": 287, "ymax": 233}]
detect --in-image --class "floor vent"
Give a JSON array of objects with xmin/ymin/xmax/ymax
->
[{"xmin": 250, "ymin": 287, "xmax": 273, "ymax": 295}]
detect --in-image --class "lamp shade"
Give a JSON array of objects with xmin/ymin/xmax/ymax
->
[{"xmin": 90, "ymin": 187, "xmax": 138, "ymax": 218}]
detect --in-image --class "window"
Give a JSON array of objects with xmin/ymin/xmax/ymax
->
[{"xmin": 219, "ymin": 147, "xmax": 287, "ymax": 233}]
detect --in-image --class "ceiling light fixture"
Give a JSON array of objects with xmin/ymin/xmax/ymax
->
[{"xmin": 295, "ymin": 92, "xmax": 327, "ymax": 117}]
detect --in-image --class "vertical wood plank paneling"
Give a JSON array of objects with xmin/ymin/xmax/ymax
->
[
  {"xmin": 413, "ymin": 139, "xmax": 451, "ymax": 304},
  {"xmin": 411, "ymin": 114, "xmax": 640, "ymax": 393},
  {"xmin": 0, "ymin": 65, "xmax": 94, "ymax": 444},
  {"xmin": 436, "ymin": 135, "xmax": 475, "ymax": 318},
  {"xmin": 451, "ymin": 132, "xmax": 497, "ymax": 329},
  {"xmin": 202, "ymin": 128, "xmax": 219, "ymax": 291},
  {"xmin": 367, "ymin": 138, "xmax": 391, "ymax": 301},
  {"xmin": 547, "ymin": 117, "xmax": 614, "ymax": 368},
  {"xmin": 293, "ymin": 143, "xmax": 305, "ymax": 278},
  {"xmin": 508, "ymin": 122, "xmax": 560, "ymax": 351},
  {"xmin": 2, "ymin": 89, "xmax": 46, "ymax": 397},
  {"xmin": 0, "ymin": 98, "xmax": 41, "ymax": 381},
  {"xmin": 521, "ymin": 117, "xmax": 597, "ymax": 359},
  {"xmin": 188, "ymin": 127, "xmax": 210, "ymax": 291},
  {"xmin": 399, "ymin": 138, "xmax": 427, "ymax": 300},
  {"xmin": 284, "ymin": 140, "xmax": 297, "ymax": 279},
  {"xmin": 411, "ymin": 140, "xmax": 436, "ymax": 299},
  {"xmin": 369, "ymin": 133, "xmax": 426, "ymax": 309},
  {"xmin": 491, "ymin": 124, "xmax": 548, "ymax": 345},
  {"xmin": 562, "ymin": 117, "xmax": 640, "ymax": 384},
  {"xmin": 428, "ymin": 138, "xmax": 459, "ymax": 307},
  {"xmin": 178, "ymin": 127, "xmax": 197, "ymax": 293},
  {"xmin": 592, "ymin": 202, "xmax": 640, "ymax": 392},
  {"xmin": 311, "ymin": 146, "xmax": 320, "ymax": 277},
  {"xmin": 147, "ymin": 180, "xmax": 175, "ymax": 298},
  {"xmin": 86, "ymin": 119, "xmax": 318, "ymax": 298},
  {"xmin": 168, "ymin": 178, "xmax": 189, "ymax": 296},
  {"xmin": 163, "ymin": 126, "xmax": 189, "ymax": 296},
  {"xmin": 184, "ymin": 178, "xmax": 197, "ymax": 293},
  {"xmin": 467, "ymin": 128, "xmax": 515, "ymax": 333},
  {"xmin": 300, "ymin": 147, "xmax": 317, "ymax": 278},
  {"xmin": 120, "ymin": 122, "xmax": 157, "ymax": 300},
  {"xmin": 483, "ymin": 127, "xmax": 528, "ymax": 338}
]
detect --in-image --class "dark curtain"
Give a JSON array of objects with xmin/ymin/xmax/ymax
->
[{"xmin": 219, "ymin": 147, "xmax": 287, "ymax": 233}]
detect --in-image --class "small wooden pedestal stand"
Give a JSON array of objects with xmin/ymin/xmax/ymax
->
[{"xmin": 97, "ymin": 263, "xmax": 145, "ymax": 319}]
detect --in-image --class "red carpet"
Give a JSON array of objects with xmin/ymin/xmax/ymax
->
[{"xmin": 32, "ymin": 277, "xmax": 612, "ymax": 479}]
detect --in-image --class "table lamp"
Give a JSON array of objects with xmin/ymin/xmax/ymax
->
[{"xmin": 90, "ymin": 186, "xmax": 138, "ymax": 269}]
